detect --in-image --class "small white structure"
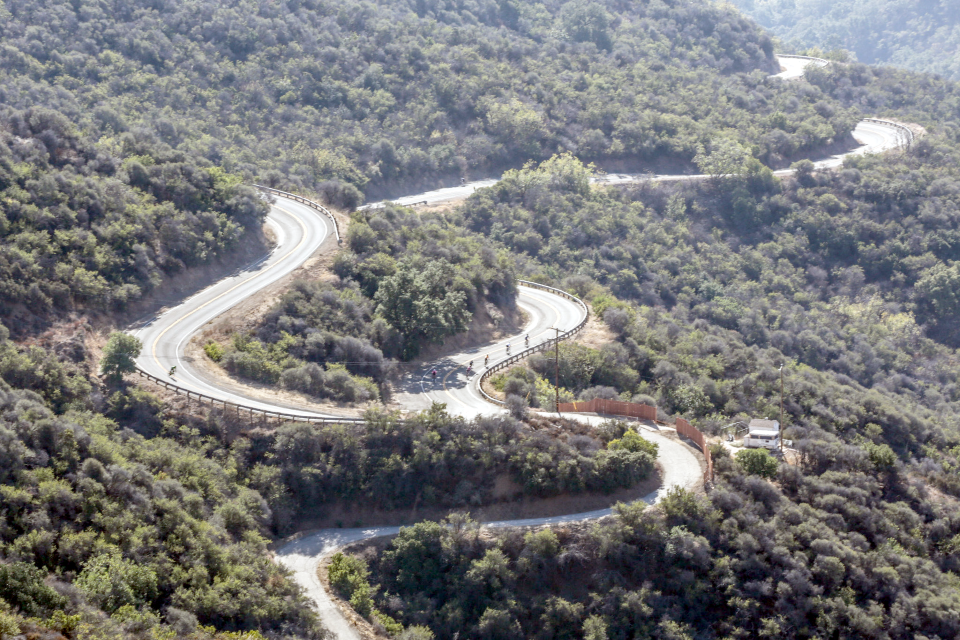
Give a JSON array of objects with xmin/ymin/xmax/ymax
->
[{"xmin": 743, "ymin": 418, "xmax": 780, "ymax": 450}]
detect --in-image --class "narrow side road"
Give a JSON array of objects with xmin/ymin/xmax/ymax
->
[{"xmin": 275, "ymin": 425, "xmax": 703, "ymax": 640}]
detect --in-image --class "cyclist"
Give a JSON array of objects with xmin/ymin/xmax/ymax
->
[
  {"xmin": 467, "ymin": 360, "xmax": 473, "ymax": 373},
  {"xmin": 484, "ymin": 354, "xmax": 489, "ymax": 367},
  {"xmin": 169, "ymin": 365, "xmax": 177, "ymax": 376},
  {"xmin": 524, "ymin": 334, "xmax": 530, "ymax": 345},
  {"xmin": 431, "ymin": 369, "xmax": 437, "ymax": 380},
  {"xmin": 506, "ymin": 342, "xmax": 510, "ymax": 353}
]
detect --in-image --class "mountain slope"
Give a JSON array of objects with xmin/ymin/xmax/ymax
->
[
  {"xmin": 730, "ymin": 0, "xmax": 960, "ymax": 80},
  {"xmin": 0, "ymin": 0, "xmax": 854, "ymax": 199}
]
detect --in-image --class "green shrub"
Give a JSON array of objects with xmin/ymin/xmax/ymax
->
[
  {"xmin": 865, "ymin": 442, "xmax": 897, "ymax": 472},
  {"xmin": 490, "ymin": 373, "xmax": 508, "ymax": 392},
  {"xmin": 45, "ymin": 610, "xmax": 82, "ymax": 636},
  {"xmin": 0, "ymin": 562, "xmax": 68, "ymax": 616},
  {"xmin": 608, "ymin": 428, "xmax": 659, "ymax": 457},
  {"xmin": 398, "ymin": 626, "xmax": 434, "ymax": 640},
  {"xmin": 0, "ymin": 610, "xmax": 20, "ymax": 638},
  {"xmin": 204, "ymin": 342, "xmax": 224, "ymax": 362},
  {"xmin": 76, "ymin": 552, "xmax": 159, "ymax": 613},
  {"xmin": 371, "ymin": 609, "xmax": 403, "ymax": 636},
  {"xmin": 328, "ymin": 553, "xmax": 372, "ymax": 601}
]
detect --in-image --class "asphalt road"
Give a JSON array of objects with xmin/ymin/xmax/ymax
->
[
  {"xmin": 772, "ymin": 55, "xmax": 829, "ymax": 80},
  {"xmin": 363, "ymin": 56, "xmax": 907, "ymax": 205},
  {"xmin": 131, "ymin": 197, "xmax": 349, "ymax": 419}
]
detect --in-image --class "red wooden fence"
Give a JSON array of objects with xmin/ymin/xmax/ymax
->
[
  {"xmin": 555, "ymin": 398, "xmax": 713, "ymax": 485},
  {"xmin": 556, "ymin": 398, "xmax": 657, "ymax": 420},
  {"xmin": 676, "ymin": 418, "xmax": 712, "ymax": 484}
]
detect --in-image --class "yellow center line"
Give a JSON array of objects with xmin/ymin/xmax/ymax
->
[{"xmin": 149, "ymin": 202, "xmax": 314, "ymax": 372}]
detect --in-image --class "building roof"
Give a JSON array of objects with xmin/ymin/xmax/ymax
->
[
  {"xmin": 747, "ymin": 429, "xmax": 780, "ymax": 437},
  {"xmin": 749, "ymin": 418, "xmax": 780, "ymax": 432}
]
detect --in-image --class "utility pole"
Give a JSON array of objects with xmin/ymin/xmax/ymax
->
[
  {"xmin": 555, "ymin": 327, "xmax": 561, "ymax": 414},
  {"xmin": 779, "ymin": 364, "xmax": 784, "ymax": 454}
]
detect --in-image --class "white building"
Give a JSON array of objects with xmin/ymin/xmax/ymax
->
[{"xmin": 743, "ymin": 418, "xmax": 780, "ymax": 450}]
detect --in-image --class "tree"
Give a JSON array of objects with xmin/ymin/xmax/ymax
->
[
  {"xmin": 693, "ymin": 138, "xmax": 752, "ymax": 179},
  {"xmin": 0, "ymin": 562, "xmax": 68, "ymax": 616},
  {"xmin": 374, "ymin": 261, "xmax": 471, "ymax": 359},
  {"xmin": 398, "ymin": 627, "xmax": 435, "ymax": 640},
  {"xmin": 735, "ymin": 448, "xmax": 779, "ymax": 478},
  {"xmin": 560, "ymin": 1, "xmax": 612, "ymax": 49},
  {"xmin": 99, "ymin": 333, "xmax": 143, "ymax": 381},
  {"xmin": 76, "ymin": 552, "xmax": 159, "ymax": 613},
  {"xmin": 583, "ymin": 615, "xmax": 608, "ymax": 640},
  {"xmin": 916, "ymin": 262, "xmax": 960, "ymax": 329},
  {"xmin": 864, "ymin": 442, "xmax": 897, "ymax": 472}
]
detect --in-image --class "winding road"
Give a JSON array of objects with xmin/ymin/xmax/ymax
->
[{"xmin": 126, "ymin": 54, "xmax": 915, "ymax": 639}]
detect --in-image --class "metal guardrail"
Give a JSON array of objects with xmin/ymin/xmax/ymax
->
[
  {"xmin": 136, "ymin": 368, "xmax": 367, "ymax": 425},
  {"xmin": 477, "ymin": 281, "xmax": 590, "ymax": 406},
  {"xmin": 863, "ymin": 118, "xmax": 916, "ymax": 150},
  {"xmin": 776, "ymin": 53, "xmax": 831, "ymax": 67},
  {"xmin": 251, "ymin": 184, "xmax": 342, "ymax": 244}
]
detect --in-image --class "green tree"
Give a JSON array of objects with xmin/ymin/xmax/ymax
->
[
  {"xmin": 560, "ymin": 1, "xmax": 612, "ymax": 49},
  {"xmin": 693, "ymin": 138, "xmax": 752, "ymax": 179},
  {"xmin": 735, "ymin": 448, "xmax": 779, "ymax": 479},
  {"xmin": 583, "ymin": 615, "xmax": 608, "ymax": 640},
  {"xmin": 865, "ymin": 442, "xmax": 897, "ymax": 472},
  {"xmin": 99, "ymin": 333, "xmax": 142, "ymax": 381},
  {"xmin": 374, "ymin": 261, "xmax": 471, "ymax": 359},
  {"xmin": 0, "ymin": 563, "xmax": 68, "ymax": 616},
  {"xmin": 917, "ymin": 263, "xmax": 960, "ymax": 324},
  {"xmin": 76, "ymin": 552, "xmax": 159, "ymax": 613}
]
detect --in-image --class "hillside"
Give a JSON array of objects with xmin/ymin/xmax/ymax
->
[
  {"xmin": 0, "ymin": 0, "xmax": 855, "ymax": 201},
  {"xmin": 0, "ymin": 106, "xmax": 268, "ymax": 333},
  {"xmin": 730, "ymin": 0, "xmax": 960, "ymax": 80},
  {"xmin": 7, "ymin": 0, "xmax": 960, "ymax": 639}
]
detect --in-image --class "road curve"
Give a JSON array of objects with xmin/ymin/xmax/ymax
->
[
  {"xmin": 131, "ymin": 198, "xmax": 586, "ymax": 420},
  {"xmin": 364, "ymin": 114, "xmax": 907, "ymax": 206},
  {"xmin": 772, "ymin": 54, "xmax": 830, "ymax": 80},
  {"xmin": 394, "ymin": 285, "xmax": 586, "ymax": 419},
  {"xmin": 132, "ymin": 197, "xmax": 346, "ymax": 419},
  {"xmin": 275, "ymin": 424, "xmax": 702, "ymax": 640}
]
